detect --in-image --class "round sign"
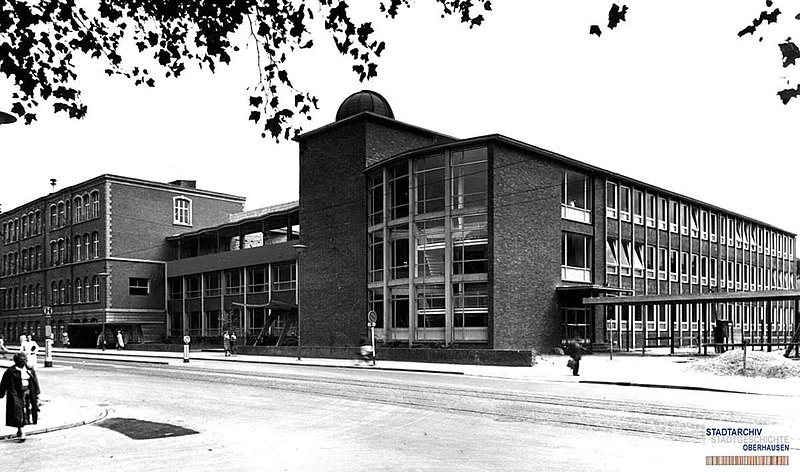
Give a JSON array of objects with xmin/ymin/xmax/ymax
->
[
  {"xmin": 367, "ymin": 310, "xmax": 377, "ymax": 323},
  {"xmin": 183, "ymin": 335, "xmax": 191, "ymax": 344},
  {"xmin": 43, "ymin": 306, "xmax": 53, "ymax": 316}
]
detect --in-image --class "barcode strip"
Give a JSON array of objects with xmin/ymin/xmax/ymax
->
[{"xmin": 705, "ymin": 456, "xmax": 789, "ymax": 466}]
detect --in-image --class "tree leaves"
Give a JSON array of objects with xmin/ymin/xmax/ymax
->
[
  {"xmin": 590, "ymin": 4, "xmax": 627, "ymax": 37},
  {"xmin": 0, "ymin": 0, "xmax": 486, "ymax": 138}
]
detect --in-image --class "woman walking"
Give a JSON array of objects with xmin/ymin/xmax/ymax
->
[{"xmin": 0, "ymin": 353, "xmax": 40, "ymax": 441}]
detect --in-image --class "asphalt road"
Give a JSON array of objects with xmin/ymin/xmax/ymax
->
[{"xmin": 0, "ymin": 357, "xmax": 794, "ymax": 471}]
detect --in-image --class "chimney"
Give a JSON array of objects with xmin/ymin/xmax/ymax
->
[{"xmin": 169, "ymin": 180, "xmax": 197, "ymax": 189}]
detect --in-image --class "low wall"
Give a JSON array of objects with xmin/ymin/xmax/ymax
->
[{"xmin": 137, "ymin": 342, "xmax": 533, "ymax": 366}]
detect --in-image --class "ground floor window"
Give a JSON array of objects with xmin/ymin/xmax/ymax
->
[{"xmin": 563, "ymin": 308, "xmax": 591, "ymax": 344}]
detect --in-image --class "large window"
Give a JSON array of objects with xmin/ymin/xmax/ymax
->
[
  {"xmin": 248, "ymin": 266, "xmax": 268, "ymax": 293},
  {"xmin": 415, "ymin": 154, "xmax": 445, "ymax": 214},
  {"xmin": 451, "ymin": 148, "xmax": 487, "ymax": 211},
  {"xmin": 453, "ymin": 282, "xmax": 488, "ymax": 334},
  {"xmin": 415, "ymin": 219, "xmax": 445, "ymax": 278},
  {"xmin": 620, "ymin": 240, "xmax": 632, "ymax": 276},
  {"xmin": 173, "ymin": 196, "xmax": 192, "ymax": 226},
  {"xmin": 390, "ymin": 226, "xmax": 410, "ymax": 279},
  {"xmin": 225, "ymin": 270, "xmax": 243, "ymax": 295},
  {"xmin": 416, "ymin": 284, "xmax": 446, "ymax": 336},
  {"xmin": 272, "ymin": 262, "xmax": 296, "ymax": 291},
  {"xmin": 619, "ymin": 186, "xmax": 631, "ymax": 222},
  {"xmin": 452, "ymin": 215, "xmax": 488, "ymax": 275},
  {"xmin": 369, "ymin": 230, "xmax": 384, "ymax": 283},
  {"xmin": 129, "ymin": 278, "xmax": 149, "ymax": 296},
  {"xmin": 562, "ymin": 170, "xmax": 591, "ymax": 223},
  {"xmin": 633, "ymin": 190, "xmax": 644, "ymax": 225},
  {"xmin": 388, "ymin": 162, "xmax": 409, "ymax": 220},
  {"xmin": 606, "ymin": 182, "xmax": 618, "ymax": 218},
  {"xmin": 368, "ymin": 173, "xmax": 383, "ymax": 226},
  {"xmin": 91, "ymin": 191, "xmax": 100, "ymax": 218},
  {"xmin": 606, "ymin": 238, "xmax": 619, "ymax": 275},
  {"xmin": 204, "ymin": 273, "xmax": 221, "ymax": 297},
  {"xmin": 562, "ymin": 232, "xmax": 591, "ymax": 283}
]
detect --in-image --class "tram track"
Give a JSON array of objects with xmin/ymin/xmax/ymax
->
[{"xmin": 58, "ymin": 357, "xmax": 781, "ymax": 443}]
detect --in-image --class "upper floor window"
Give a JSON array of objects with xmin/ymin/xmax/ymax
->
[
  {"xmin": 606, "ymin": 182, "xmax": 618, "ymax": 219},
  {"xmin": 388, "ymin": 162, "xmax": 409, "ymax": 220},
  {"xmin": 49, "ymin": 205, "xmax": 57, "ymax": 228},
  {"xmin": 368, "ymin": 172, "xmax": 384, "ymax": 226},
  {"xmin": 74, "ymin": 196, "xmax": 84, "ymax": 222},
  {"xmin": 670, "ymin": 201, "xmax": 679, "ymax": 233},
  {"xmin": 632, "ymin": 190, "xmax": 644, "ymax": 225},
  {"xmin": 129, "ymin": 278, "xmax": 150, "ymax": 296},
  {"xmin": 562, "ymin": 232, "xmax": 591, "ymax": 283},
  {"xmin": 646, "ymin": 194, "xmax": 656, "ymax": 228},
  {"xmin": 173, "ymin": 196, "xmax": 192, "ymax": 226},
  {"xmin": 415, "ymin": 154, "xmax": 445, "ymax": 215},
  {"xmin": 57, "ymin": 201, "xmax": 66, "ymax": 227},
  {"xmin": 562, "ymin": 170, "xmax": 591, "ymax": 224},
  {"xmin": 619, "ymin": 186, "xmax": 631, "ymax": 222},
  {"xmin": 710, "ymin": 213, "xmax": 717, "ymax": 242},
  {"xmin": 272, "ymin": 262, "xmax": 297, "ymax": 291},
  {"xmin": 690, "ymin": 207, "xmax": 699, "ymax": 238},
  {"xmin": 91, "ymin": 191, "xmax": 100, "ymax": 218},
  {"xmin": 451, "ymin": 147, "xmax": 487, "ymax": 212},
  {"xmin": 680, "ymin": 204, "xmax": 689, "ymax": 236},
  {"xmin": 606, "ymin": 238, "xmax": 619, "ymax": 274},
  {"xmin": 658, "ymin": 198, "xmax": 668, "ymax": 231},
  {"xmin": 700, "ymin": 210, "xmax": 708, "ymax": 240}
]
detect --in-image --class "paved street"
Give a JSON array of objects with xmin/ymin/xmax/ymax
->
[{"xmin": 1, "ymin": 355, "xmax": 796, "ymax": 471}]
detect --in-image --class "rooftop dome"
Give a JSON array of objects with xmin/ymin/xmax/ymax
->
[{"xmin": 335, "ymin": 90, "xmax": 394, "ymax": 121}]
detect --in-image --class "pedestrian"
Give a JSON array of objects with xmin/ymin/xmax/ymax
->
[
  {"xmin": 230, "ymin": 332, "xmax": 238, "ymax": 355},
  {"xmin": 19, "ymin": 334, "xmax": 40, "ymax": 371},
  {"xmin": 0, "ymin": 335, "xmax": 12, "ymax": 359},
  {"xmin": 565, "ymin": 339, "xmax": 587, "ymax": 377},
  {"xmin": 0, "ymin": 352, "xmax": 40, "ymax": 441},
  {"xmin": 116, "ymin": 330, "xmax": 125, "ymax": 350},
  {"xmin": 222, "ymin": 331, "xmax": 231, "ymax": 357},
  {"xmin": 357, "ymin": 335, "xmax": 374, "ymax": 365},
  {"xmin": 61, "ymin": 331, "xmax": 70, "ymax": 348},
  {"xmin": 97, "ymin": 331, "xmax": 107, "ymax": 351},
  {"xmin": 18, "ymin": 332, "xmax": 26, "ymax": 347}
]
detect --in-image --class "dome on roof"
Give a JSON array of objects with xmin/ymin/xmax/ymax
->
[{"xmin": 335, "ymin": 90, "xmax": 394, "ymax": 121}]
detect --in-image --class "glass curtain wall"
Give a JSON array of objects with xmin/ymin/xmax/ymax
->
[{"xmin": 368, "ymin": 146, "xmax": 489, "ymax": 344}]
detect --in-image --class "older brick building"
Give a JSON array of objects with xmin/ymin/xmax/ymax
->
[{"xmin": 0, "ymin": 175, "xmax": 244, "ymax": 346}]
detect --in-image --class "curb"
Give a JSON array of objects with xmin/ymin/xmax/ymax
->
[
  {"xmin": 0, "ymin": 407, "xmax": 110, "ymax": 441},
  {"xmin": 578, "ymin": 380, "xmax": 767, "ymax": 396}
]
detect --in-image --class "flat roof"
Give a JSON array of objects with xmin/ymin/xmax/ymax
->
[{"xmin": 167, "ymin": 201, "xmax": 299, "ymax": 241}]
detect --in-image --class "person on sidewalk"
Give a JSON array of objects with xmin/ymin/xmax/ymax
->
[
  {"xmin": 565, "ymin": 339, "xmax": 587, "ymax": 377},
  {"xmin": 230, "ymin": 332, "xmax": 238, "ymax": 356},
  {"xmin": 116, "ymin": 330, "xmax": 125, "ymax": 350},
  {"xmin": 222, "ymin": 331, "xmax": 231, "ymax": 357},
  {"xmin": 0, "ymin": 335, "xmax": 12, "ymax": 359},
  {"xmin": 0, "ymin": 353, "xmax": 40, "ymax": 442},
  {"xmin": 19, "ymin": 334, "xmax": 39, "ymax": 371},
  {"xmin": 97, "ymin": 332, "xmax": 107, "ymax": 351},
  {"xmin": 61, "ymin": 331, "xmax": 70, "ymax": 348}
]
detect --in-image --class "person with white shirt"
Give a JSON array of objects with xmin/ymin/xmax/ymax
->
[{"xmin": 19, "ymin": 335, "xmax": 39, "ymax": 370}]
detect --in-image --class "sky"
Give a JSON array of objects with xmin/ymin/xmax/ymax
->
[{"xmin": 1, "ymin": 1, "xmax": 799, "ymax": 233}]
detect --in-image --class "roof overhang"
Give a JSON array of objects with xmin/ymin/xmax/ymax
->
[{"xmin": 583, "ymin": 289, "xmax": 800, "ymax": 306}]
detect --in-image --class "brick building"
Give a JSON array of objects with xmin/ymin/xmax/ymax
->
[
  {"xmin": 0, "ymin": 175, "xmax": 244, "ymax": 346},
  {"xmin": 297, "ymin": 90, "xmax": 797, "ymax": 353}
]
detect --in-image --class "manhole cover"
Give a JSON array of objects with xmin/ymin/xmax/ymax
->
[{"xmin": 96, "ymin": 418, "xmax": 199, "ymax": 440}]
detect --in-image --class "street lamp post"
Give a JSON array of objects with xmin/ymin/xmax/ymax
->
[{"xmin": 292, "ymin": 244, "xmax": 308, "ymax": 361}]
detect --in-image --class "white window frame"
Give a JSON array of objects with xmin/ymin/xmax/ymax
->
[
  {"xmin": 632, "ymin": 190, "xmax": 644, "ymax": 225},
  {"xmin": 658, "ymin": 247, "xmax": 667, "ymax": 280},
  {"xmin": 710, "ymin": 257, "xmax": 717, "ymax": 287},
  {"xmin": 619, "ymin": 186, "xmax": 631, "ymax": 222},
  {"xmin": 700, "ymin": 210, "xmax": 708, "ymax": 240},
  {"xmin": 690, "ymin": 253, "xmax": 699, "ymax": 284},
  {"xmin": 633, "ymin": 242, "xmax": 645, "ymax": 278},
  {"xmin": 670, "ymin": 249, "xmax": 678, "ymax": 282},
  {"xmin": 700, "ymin": 255, "xmax": 708, "ymax": 286},
  {"xmin": 658, "ymin": 197, "xmax": 668, "ymax": 231},
  {"xmin": 670, "ymin": 201, "xmax": 679, "ymax": 233},
  {"xmin": 562, "ymin": 171, "xmax": 592, "ymax": 224},
  {"xmin": 561, "ymin": 232, "xmax": 592, "ymax": 283},
  {"xmin": 710, "ymin": 213, "xmax": 717, "ymax": 243},
  {"xmin": 690, "ymin": 207, "xmax": 699, "ymax": 238},
  {"xmin": 646, "ymin": 245, "xmax": 656, "ymax": 279},
  {"xmin": 646, "ymin": 194, "xmax": 656, "ymax": 228},
  {"xmin": 620, "ymin": 240, "xmax": 632, "ymax": 276},
  {"xmin": 680, "ymin": 251, "xmax": 689, "ymax": 283},
  {"xmin": 606, "ymin": 182, "xmax": 618, "ymax": 219},
  {"xmin": 173, "ymin": 196, "xmax": 193, "ymax": 226},
  {"xmin": 606, "ymin": 238, "xmax": 619, "ymax": 275}
]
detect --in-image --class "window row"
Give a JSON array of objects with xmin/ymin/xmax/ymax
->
[
  {"xmin": 168, "ymin": 308, "xmax": 289, "ymax": 338},
  {"xmin": 369, "ymin": 215, "xmax": 489, "ymax": 283},
  {"xmin": 168, "ymin": 262, "xmax": 297, "ymax": 300},
  {"xmin": 1, "ymin": 245, "xmax": 42, "ymax": 276},
  {"xmin": 606, "ymin": 237, "xmax": 795, "ymax": 289},
  {"xmin": 605, "ymin": 182, "xmax": 794, "ymax": 261},
  {"xmin": 51, "ymin": 277, "xmax": 102, "ymax": 305},
  {"xmin": 3, "ymin": 210, "xmax": 43, "ymax": 244},
  {"xmin": 72, "ymin": 192, "xmax": 101, "ymax": 224},
  {"xmin": 368, "ymin": 147, "xmax": 488, "ymax": 226},
  {"xmin": 2, "ymin": 284, "xmax": 41, "ymax": 310},
  {"xmin": 50, "ymin": 233, "xmax": 100, "ymax": 267},
  {"xmin": 50, "ymin": 190, "xmax": 101, "ymax": 229}
]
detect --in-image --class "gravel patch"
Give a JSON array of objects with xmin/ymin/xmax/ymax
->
[{"xmin": 687, "ymin": 350, "xmax": 800, "ymax": 379}]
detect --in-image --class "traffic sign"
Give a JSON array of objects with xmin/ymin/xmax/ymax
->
[
  {"xmin": 367, "ymin": 310, "xmax": 377, "ymax": 323},
  {"xmin": 43, "ymin": 306, "xmax": 53, "ymax": 317}
]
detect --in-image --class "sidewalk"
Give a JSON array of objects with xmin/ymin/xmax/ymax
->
[{"xmin": 0, "ymin": 346, "xmax": 797, "ymax": 441}]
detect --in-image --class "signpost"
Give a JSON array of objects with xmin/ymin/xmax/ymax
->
[
  {"xmin": 43, "ymin": 306, "xmax": 53, "ymax": 367},
  {"xmin": 367, "ymin": 310, "xmax": 377, "ymax": 366},
  {"xmin": 183, "ymin": 335, "xmax": 191, "ymax": 363}
]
